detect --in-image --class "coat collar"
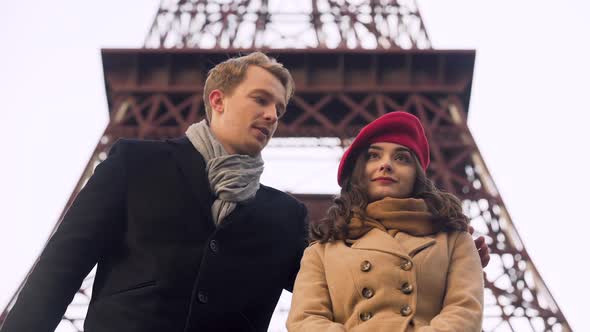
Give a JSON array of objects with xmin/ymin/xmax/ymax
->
[
  {"xmin": 168, "ymin": 136, "xmax": 215, "ymax": 227},
  {"xmin": 351, "ymin": 228, "xmax": 436, "ymax": 259},
  {"xmin": 166, "ymin": 136, "xmax": 266, "ymax": 229}
]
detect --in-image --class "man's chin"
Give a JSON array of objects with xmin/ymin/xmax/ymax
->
[{"xmin": 239, "ymin": 142, "xmax": 265, "ymax": 157}]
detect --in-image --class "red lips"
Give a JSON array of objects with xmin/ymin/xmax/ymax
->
[{"xmin": 372, "ymin": 177, "xmax": 398, "ymax": 183}]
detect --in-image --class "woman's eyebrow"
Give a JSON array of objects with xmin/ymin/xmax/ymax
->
[
  {"xmin": 368, "ymin": 145, "xmax": 410, "ymax": 153},
  {"xmin": 368, "ymin": 145, "xmax": 383, "ymax": 151},
  {"xmin": 394, "ymin": 147, "xmax": 411, "ymax": 153}
]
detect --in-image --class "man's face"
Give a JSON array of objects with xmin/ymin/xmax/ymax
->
[{"xmin": 209, "ymin": 66, "xmax": 286, "ymax": 156}]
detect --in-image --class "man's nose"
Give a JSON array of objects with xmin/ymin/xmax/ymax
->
[{"xmin": 263, "ymin": 105, "xmax": 278, "ymax": 123}]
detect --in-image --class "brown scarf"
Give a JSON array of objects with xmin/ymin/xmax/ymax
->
[{"xmin": 347, "ymin": 197, "xmax": 439, "ymax": 240}]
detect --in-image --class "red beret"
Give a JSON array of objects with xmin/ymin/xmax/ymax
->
[{"xmin": 337, "ymin": 112, "xmax": 430, "ymax": 186}]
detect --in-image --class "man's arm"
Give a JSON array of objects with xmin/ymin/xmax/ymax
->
[
  {"xmin": 469, "ymin": 226, "xmax": 490, "ymax": 268},
  {"xmin": 284, "ymin": 202, "xmax": 309, "ymax": 292},
  {"xmin": 0, "ymin": 142, "xmax": 127, "ymax": 332}
]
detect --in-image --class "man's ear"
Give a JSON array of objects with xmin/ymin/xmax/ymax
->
[{"xmin": 209, "ymin": 89, "xmax": 225, "ymax": 116}]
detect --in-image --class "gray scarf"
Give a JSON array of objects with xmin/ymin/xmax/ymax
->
[{"xmin": 185, "ymin": 120, "xmax": 264, "ymax": 225}]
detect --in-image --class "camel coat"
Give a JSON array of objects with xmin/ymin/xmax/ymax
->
[{"xmin": 287, "ymin": 228, "xmax": 483, "ymax": 332}]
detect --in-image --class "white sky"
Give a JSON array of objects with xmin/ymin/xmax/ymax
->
[{"xmin": 1, "ymin": 1, "xmax": 589, "ymax": 331}]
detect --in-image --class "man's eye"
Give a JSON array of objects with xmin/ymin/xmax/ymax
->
[{"xmin": 254, "ymin": 96, "xmax": 268, "ymax": 105}]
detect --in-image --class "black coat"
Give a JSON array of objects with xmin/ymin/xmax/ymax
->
[{"xmin": 1, "ymin": 137, "xmax": 308, "ymax": 332}]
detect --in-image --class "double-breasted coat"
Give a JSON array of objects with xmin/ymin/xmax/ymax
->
[
  {"xmin": 1, "ymin": 137, "xmax": 308, "ymax": 332},
  {"xmin": 287, "ymin": 228, "xmax": 484, "ymax": 332}
]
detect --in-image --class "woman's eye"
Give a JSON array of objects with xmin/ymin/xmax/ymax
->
[
  {"xmin": 395, "ymin": 153, "xmax": 410, "ymax": 163},
  {"xmin": 368, "ymin": 152, "xmax": 379, "ymax": 160}
]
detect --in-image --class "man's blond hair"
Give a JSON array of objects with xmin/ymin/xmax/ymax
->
[{"xmin": 203, "ymin": 52, "xmax": 295, "ymax": 122}]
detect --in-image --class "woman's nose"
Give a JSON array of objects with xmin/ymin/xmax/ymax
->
[{"xmin": 380, "ymin": 162, "xmax": 393, "ymax": 172}]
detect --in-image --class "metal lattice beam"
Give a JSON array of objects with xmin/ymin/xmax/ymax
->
[
  {"xmin": 144, "ymin": 0, "xmax": 431, "ymax": 49},
  {"xmin": 0, "ymin": 19, "xmax": 572, "ymax": 332}
]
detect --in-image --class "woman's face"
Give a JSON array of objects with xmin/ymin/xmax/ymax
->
[{"xmin": 364, "ymin": 142, "xmax": 417, "ymax": 202}]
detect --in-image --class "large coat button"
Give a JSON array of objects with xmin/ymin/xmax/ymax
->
[
  {"xmin": 360, "ymin": 312, "xmax": 373, "ymax": 321},
  {"xmin": 360, "ymin": 260, "xmax": 372, "ymax": 272},
  {"xmin": 401, "ymin": 282, "xmax": 414, "ymax": 295},
  {"xmin": 197, "ymin": 291, "xmax": 208, "ymax": 304},
  {"xmin": 209, "ymin": 240, "xmax": 219, "ymax": 253},
  {"xmin": 361, "ymin": 287, "xmax": 374, "ymax": 299},
  {"xmin": 400, "ymin": 305, "xmax": 413, "ymax": 316},
  {"xmin": 400, "ymin": 259, "xmax": 413, "ymax": 271}
]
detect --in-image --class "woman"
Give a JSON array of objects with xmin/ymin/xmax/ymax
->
[{"xmin": 287, "ymin": 112, "xmax": 484, "ymax": 331}]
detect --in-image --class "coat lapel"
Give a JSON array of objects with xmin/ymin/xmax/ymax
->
[
  {"xmin": 168, "ymin": 136, "xmax": 215, "ymax": 228},
  {"xmin": 351, "ymin": 228, "xmax": 409, "ymax": 258},
  {"xmin": 216, "ymin": 184, "xmax": 273, "ymax": 229},
  {"xmin": 351, "ymin": 228, "xmax": 436, "ymax": 259},
  {"xmin": 396, "ymin": 232, "xmax": 436, "ymax": 257},
  {"xmin": 217, "ymin": 195, "xmax": 258, "ymax": 229}
]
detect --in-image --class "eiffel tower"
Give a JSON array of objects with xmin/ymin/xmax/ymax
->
[{"xmin": 0, "ymin": 1, "xmax": 571, "ymax": 331}]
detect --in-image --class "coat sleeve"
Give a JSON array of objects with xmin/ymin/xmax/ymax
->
[
  {"xmin": 417, "ymin": 231, "xmax": 484, "ymax": 332},
  {"xmin": 0, "ymin": 141, "xmax": 127, "ymax": 332},
  {"xmin": 284, "ymin": 202, "xmax": 309, "ymax": 292},
  {"xmin": 286, "ymin": 244, "xmax": 347, "ymax": 332}
]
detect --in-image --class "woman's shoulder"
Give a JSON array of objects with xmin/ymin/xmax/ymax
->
[
  {"xmin": 434, "ymin": 229, "xmax": 476, "ymax": 251},
  {"xmin": 307, "ymin": 239, "xmax": 343, "ymax": 248},
  {"xmin": 439, "ymin": 230, "xmax": 480, "ymax": 261},
  {"xmin": 436, "ymin": 229, "xmax": 471, "ymax": 240},
  {"xmin": 305, "ymin": 239, "xmax": 348, "ymax": 255}
]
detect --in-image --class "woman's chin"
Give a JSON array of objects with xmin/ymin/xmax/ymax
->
[{"xmin": 369, "ymin": 190, "xmax": 410, "ymax": 202}]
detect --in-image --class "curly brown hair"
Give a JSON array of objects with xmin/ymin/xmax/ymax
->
[{"xmin": 310, "ymin": 151, "xmax": 469, "ymax": 242}]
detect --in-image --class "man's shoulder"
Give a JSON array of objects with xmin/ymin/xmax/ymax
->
[
  {"xmin": 259, "ymin": 184, "xmax": 308, "ymax": 219},
  {"xmin": 112, "ymin": 137, "xmax": 184, "ymax": 153},
  {"xmin": 110, "ymin": 136, "xmax": 193, "ymax": 160},
  {"xmin": 106, "ymin": 137, "xmax": 200, "ymax": 174},
  {"xmin": 259, "ymin": 184, "xmax": 305, "ymax": 210}
]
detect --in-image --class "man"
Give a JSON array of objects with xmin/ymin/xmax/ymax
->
[{"xmin": 1, "ymin": 52, "xmax": 489, "ymax": 332}]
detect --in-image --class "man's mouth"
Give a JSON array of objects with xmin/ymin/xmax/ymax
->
[{"xmin": 253, "ymin": 126, "xmax": 270, "ymax": 138}]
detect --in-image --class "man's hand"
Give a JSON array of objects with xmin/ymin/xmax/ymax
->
[{"xmin": 468, "ymin": 226, "xmax": 490, "ymax": 268}]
